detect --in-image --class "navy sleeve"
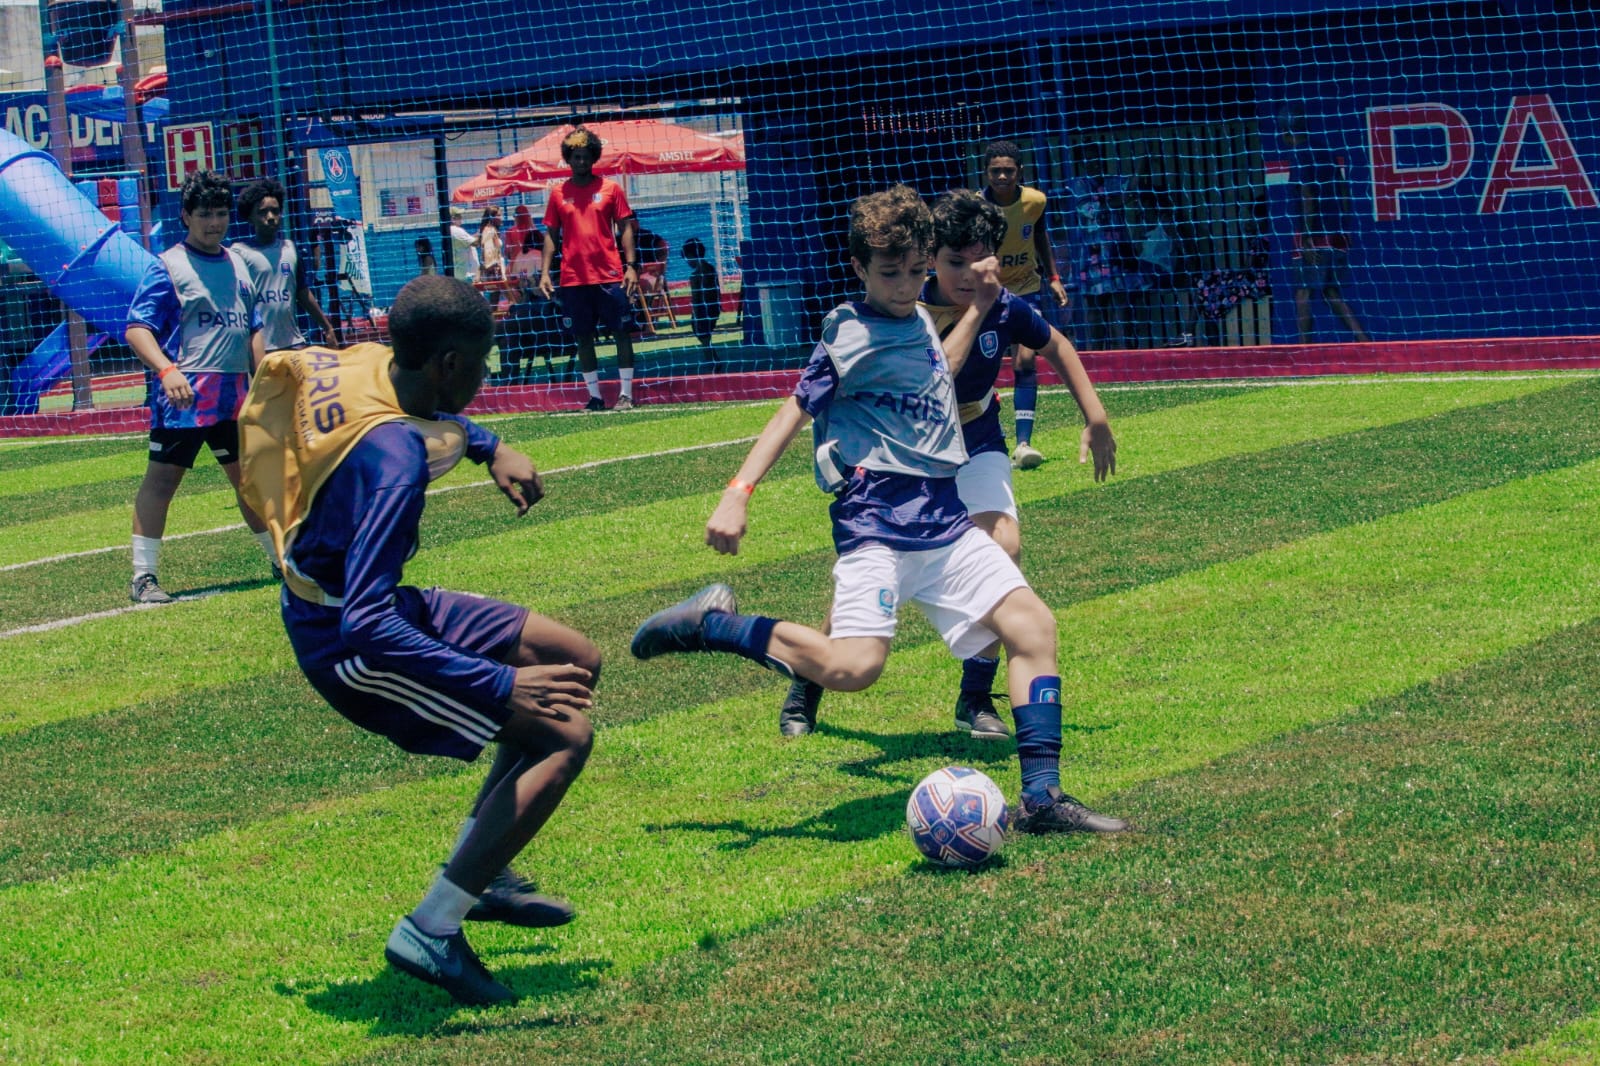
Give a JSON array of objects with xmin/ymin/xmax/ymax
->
[
  {"xmin": 792, "ymin": 341, "xmax": 839, "ymax": 419},
  {"xmin": 437, "ymin": 412, "xmax": 501, "ymax": 465},
  {"xmin": 999, "ymin": 291, "xmax": 1053, "ymax": 352},
  {"xmin": 336, "ymin": 432, "xmax": 515, "ymax": 707}
]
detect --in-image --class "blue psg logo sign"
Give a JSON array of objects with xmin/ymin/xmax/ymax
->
[{"xmin": 979, "ymin": 331, "xmax": 1000, "ymax": 359}]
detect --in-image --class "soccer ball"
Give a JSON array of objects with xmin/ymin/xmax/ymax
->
[{"xmin": 906, "ymin": 766, "xmax": 1009, "ymax": 868}]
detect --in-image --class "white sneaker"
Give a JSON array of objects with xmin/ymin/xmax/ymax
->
[
  {"xmin": 1012, "ymin": 442, "xmax": 1045, "ymax": 470},
  {"xmin": 613, "ymin": 395, "xmax": 635, "ymax": 411}
]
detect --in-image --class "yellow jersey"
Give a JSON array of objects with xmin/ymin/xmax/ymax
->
[{"xmin": 985, "ymin": 185, "xmax": 1048, "ymax": 295}]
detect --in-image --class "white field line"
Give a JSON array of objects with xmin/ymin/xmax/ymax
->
[
  {"xmin": 0, "ymin": 435, "xmax": 760, "ymax": 579},
  {"xmin": 0, "ymin": 588, "xmax": 225, "ymax": 637}
]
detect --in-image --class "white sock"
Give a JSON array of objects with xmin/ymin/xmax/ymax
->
[
  {"xmin": 449, "ymin": 816, "xmax": 477, "ymax": 861},
  {"xmin": 253, "ymin": 530, "xmax": 276, "ymax": 562},
  {"xmin": 132, "ymin": 535, "xmax": 161, "ymax": 579},
  {"xmin": 618, "ymin": 367, "xmax": 634, "ymax": 400},
  {"xmin": 409, "ymin": 871, "xmax": 479, "ymax": 937},
  {"xmin": 583, "ymin": 370, "xmax": 601, "ymax": 399}
]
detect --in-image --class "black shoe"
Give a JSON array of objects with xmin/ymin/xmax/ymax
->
[
  {"xmin": 1016, "ymin": 785, "xmax": 1129, "ymax": 834},
  {"xmin": 953, "ymin": 690, "xmax": 1010, "ymax": 739},
  {"xmin": 465, "ymin": 867, "xmax": 575, "ymax": 928},
  {"xmin": 129, "ymin": 573, "xmax": 174, "ymax": 604},
  {"xmin": 630, "ymin": 583, "xmax": 737, "ymax": 659},
  {"xmin": 383, "ymin": 916, "xmax": 518, "ymax": 1005},
  {"xmin": 779, "ymin": 678, "xmax": 823, "ymax": 737},
  {"xmin": 583, "ymin": 396, "xmax": 607, "ymax": 412}
]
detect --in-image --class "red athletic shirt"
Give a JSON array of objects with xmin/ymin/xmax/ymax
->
[{"xmin": 542, "ymin": 177, "xmax": 633, "ymax": 286}]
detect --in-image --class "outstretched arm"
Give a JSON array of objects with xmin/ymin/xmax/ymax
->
[
  {"xmin": 1036, "ymin": 328, "xmax": 1115, "ymax": 481},
  {"xmin": 706, "ymin": 396, "xmax": 813, "ymax": 555}
]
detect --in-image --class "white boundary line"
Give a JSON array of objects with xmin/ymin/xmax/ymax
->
[
  {"xmin": 0, "ymin": 435, "xmax": 759, "ymax": 577},
  {"xmin": 0, "ymin": 589, "xmax": 225, "ymax": 637}
]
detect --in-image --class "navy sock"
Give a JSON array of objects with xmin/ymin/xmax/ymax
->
[
  {"xmin": 960, "ymin": 655, "xmax": 1000, "ymax": 695},
  {"xmin": 1013, "ymin": 675, "xmax": 1063, "ymax": 802},
  {"xmin": 1013, "ymin": 366, "xmax": 1038, "ymax": 445},
  {"xmin": 701, "ymin": 612, "xmax": 792, "ymax": 677}
]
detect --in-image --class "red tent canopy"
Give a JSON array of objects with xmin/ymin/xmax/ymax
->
[{"xmin": 453, "ymin": 120, "xmax": 744, "ymax": 202}]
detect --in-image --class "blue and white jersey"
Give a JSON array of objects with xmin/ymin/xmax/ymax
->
[
  {"xmin": 794, "ymin": 301, "xmax": 972, "ymax": 555},
  {"xmin": 920, "ymin": 286, "xmax": 1052, "ymax": 459},
  {"xmin": 127, "ymin": 243, "xmax": 260, "ymax": 375},
  {"xmin": 234, "ymin": 237, "xmax": 308, "ymax": 350},
  {"xmin": 282, "ymin": 416, "xmax": 513, "ymax": 709}
]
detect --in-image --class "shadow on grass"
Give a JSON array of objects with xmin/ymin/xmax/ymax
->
[{"xmin": 283, "ymin": 953, "xmax": 612, "ymax": 1038}]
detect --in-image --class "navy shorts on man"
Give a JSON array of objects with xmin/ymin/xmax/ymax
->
[
  {"xmin": 558, "ymin": 282, "xmax": 631, "ymax": 338},
  {"xmin": 300, "ymin": 587, "xmax": 528, "ymax": 761}
]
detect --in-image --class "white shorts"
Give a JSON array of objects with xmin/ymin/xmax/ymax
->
[
  {"xmin": 955, "ymin": 449, "xmax": 1018, "ymax": 521},
  {"xmin": 828, "ymin": 527, "xmax": 1029, "ymax": 660}
]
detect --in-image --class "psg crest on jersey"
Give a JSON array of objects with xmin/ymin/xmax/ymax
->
[
  {"xmin": 1021, "ymin": 222, "xmax": 1034, "ymax": 239},
  {"xmin": 926, "ymin": 346, "xmax": 945, "ymax": 376},
  {"xmin": 979, "ymin": 331, "xmax": 1000, "ymax": 359}
]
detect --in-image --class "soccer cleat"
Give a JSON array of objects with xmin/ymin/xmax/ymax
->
[
  {"xmin": 613, "ymin": 395, "xmax": 634, "ymax": 411},
  {"xmin": 465, "ymin": 867, "xmax": 575, "ymax": 928},
  {"xmin": 630, "ymin": 583, "xmax": 738, "ymax": 660},
  {"xmin": 778, "ymin": 677, "xmax": 824, "ymax": 737},
  {"xmin": 953, "ymin": 690, "xmax": 1011, "ymax": 739},
  {"xmin": 583, "ymin": 396, "xmax": 607, "ymax": 412},
  {"xmin": 129, "ymin": 573, "xmax": 174, "ymax": 604},
  {"xmin": 383, "ymin": 916, "xmax": 519, "ymax": 1006},
  {"xmin": 1015, "ymin": 785, "xmax": 1129, "ymax": 834},
  {"xmin": 1012, "ymin": 442, "xmax": 1045, "ymax": 470}
]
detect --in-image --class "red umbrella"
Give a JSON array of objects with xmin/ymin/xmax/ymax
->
[{"xmin": 453, "ymin": 120, "xmax": 744, "ymax": 202}]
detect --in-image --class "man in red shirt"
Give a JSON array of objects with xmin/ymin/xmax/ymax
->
[{"xmin": 538, "ymin": 128, "xmax": 641, "ymax": 410}]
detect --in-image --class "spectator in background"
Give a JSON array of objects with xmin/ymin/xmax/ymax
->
[
  {"xmin": 1068, "ymin": 144, "xmax": 1137, "ymax": 353},
  {"xmin": 415, "ymin": 237, "xmax": 438, "ymax": 277},
  {"xmin": 234, "ymin": 177, "xmax": 342, "ymax": 351},
  {"xmin": 476, "ymin": 207, "xmax": 505, "ymax": 282},
  {"xmin": 539, "ymin": 126, "xmax": 641, "ymax": 411},
  {"xmin": 449, "ymin": 207, "xmax": 479, "ymax": 282},
  {"xmin": 504, "ymin": 206, "xmax": 535, "ymax": 271},
  {"xmin": 507, "ymin": 221, "xmax": 543, "ymax": 284},
  {"xmin": 683, "ymin": 236, "xmax": 722, "ymax": 355},
  {"xmin": 1127, "ymin": 188, "xmax": 1180, "ymax": 348},
  {"xmin": 1278, "ymin": 107, "xmax": 1370, "ymax": 343}
]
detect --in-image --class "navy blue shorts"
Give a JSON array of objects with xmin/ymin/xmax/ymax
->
[
  {"xmin": 149, "ymin": 421, "xmax": 239, "ymax": 468},
  {"xmin": 302, "ymin": 587, "xmax": 528, "ymax": 762},
  {"xmin": 558, "ymin": 282, "xmax": 631, "ymax": 338}
]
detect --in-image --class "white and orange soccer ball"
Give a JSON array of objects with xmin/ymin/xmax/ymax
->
[{"xmin": 906, "ymin": 766, "xmax": 1008, "ymax": 868}]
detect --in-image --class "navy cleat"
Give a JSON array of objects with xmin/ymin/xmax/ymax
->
[
  {"xmin": 383, "ymin": 916, "xmax": 518, "ymax": 1006},
  {"xmin": 630, "ymin": 583, "xmax": 737, "ymax": 659},
  {"xmin": 779, "ymin": 677, "xmax": 824, "ymax": 737},
  {"xmin": 1015, "ymin": 785, "xmax": 1129, "ymax": 835},
  {"xmin": 954, "ymin": 690, "xmax": 1011, "ymax": 739},
  {"xmin": 465, "ymin": 867, "xmax": 575, "ymax": 928},
  {"xmin": 129, "ymin": 573, "xmax": 174, "ymax": 604}
]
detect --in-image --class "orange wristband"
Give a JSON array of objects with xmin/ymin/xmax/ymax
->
[
  {"xmin": 728, "ymin": 477, "xmax": 756, "ymax": 496},
  {"xmin": 157, "ymin": 363, "xmax": 180, "ymax": 380}
]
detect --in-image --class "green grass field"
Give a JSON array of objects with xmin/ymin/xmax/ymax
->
[{"xmin": 3, "ymin": 374, "xmax": 1600, "ymax": 1065}]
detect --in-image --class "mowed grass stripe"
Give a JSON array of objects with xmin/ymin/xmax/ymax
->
[
  {"xmin": 0, "ymin": 377, "xmax": 1552, "ymax": 733},
  {"xmin": 0, "ymin": 403, "xmax": 782, "ymax": 564},
  {"xmin": 4, "ymin": 455, "xmax": 1600, "ymax": 1064},
  {"xmin": 10, "ymin": 378, "xmax": 1600, "ymax": 884},
  {"xmin": 350, "ymin": 620, "xmax": 1600, "ymax": 1066}
]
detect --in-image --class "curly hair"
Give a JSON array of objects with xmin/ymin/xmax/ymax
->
[
  {"xmin": 560, "ymin": 126, "xmax": 604, "ymax": 163},
  {"xmin": 981, "ymin": 140, "xmax": 1025, "ymax": 168},
  {"xmin": 931, "ymin": 189, "xmax": 1007, "ymax": 254},
  {"xmin": 387, "ymin": 275, "xmax": 495, "ymax": 370},
  {"xmin": 847, "ymin": 185, "xmax": 933, "ymax": 265},
  {"xmin": 236, "ymin": 177, "xmax": 286, "ymax": 222},
  {"xmin": 180, "ymin": 170, "xmax": 233, "ymax": 215}
]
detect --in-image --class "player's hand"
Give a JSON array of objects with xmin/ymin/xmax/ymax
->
[
  {"xmin": 162, "ymin": 369, "xmax": 194, "ymax": 409},
  {"xmin": 623, "ymin": 265, "xmax": 640, "ymax": 298},
  {"xmin": 538, "ymin": 272, "xmax": 555, "ymax": 300},
  {"xmin": 505, "ymin": 663, "xmax": 593, "ymax": 716},
  {"xmin": 490, "ymin": 443, "xmax": 544, "ymax": 516},
  {"xmin": 972, "ymin": 256, "xmax": 1002, "ymax": 311},
  {"xmin": 706, "ymin": 489, "xmax": 750, "ymax": 555},
  {"xmin": 1080, "ymin": 420, "xmax": 1116, "ymax": 482},
  {"xmin": 1049, "ymin": 278, "xmax": 1069, "ymax": 307}
]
